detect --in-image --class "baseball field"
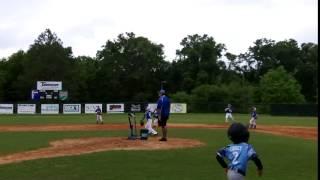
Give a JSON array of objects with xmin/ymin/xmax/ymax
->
[{"xmin": 0, "ymin": 113, "xmax": 317, "ymax": 180}]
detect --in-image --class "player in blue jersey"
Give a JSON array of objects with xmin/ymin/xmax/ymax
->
[
  {"xmin": 249, "ymin": 107, "xmax": 258, "ymax": 129},
  {"xmin": 156, "ymin": 89, "xmax": 171, "ymax": 141},
  {"xmin": 225, "ymin": 104, "xmax": 234, "ymax": 123},
  {"xmin": 216, "ymin": 123, "xmax": 263, "ymax": 180}
]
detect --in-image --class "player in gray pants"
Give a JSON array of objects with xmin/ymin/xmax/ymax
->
[{"xmin": 227, "ymin": 170, "xmax": 244, "ymax": 180}]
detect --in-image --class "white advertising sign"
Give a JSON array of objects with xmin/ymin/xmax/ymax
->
[
  {"xmin": 107, "ymin": 104, "xmax": 124, "ymax": 113},
  {"xmin": 85, "ymin": 104, "xmax": 102, "ymax": 114},
  {"xmin": 148, "ymin": 103, "xmax": 187, "ymax": 113},
  {"xmin": 0, "ymin": 104, "xmax": 14, "ymax": 114},
  {"xmin": 37, "ymin": 81, "xmax": 62, "ymax": 91},
  {"xmin": 147, "ymin": 103, "xmax": 157, "ymax": 112},
  {"xmin": 41, "ymin": 104, "xmax": 59, "ymax": 114},
  {"xmin": 63, "ymin": 104, "xmax": 81, "ymax": 114},
  {"xmin": 17, "ymin": 104, "xmax": 36, "ymax": 114},
  {"xmin": 170, "ymin": 103, "xmax": 187, "ymax": 113},
  {"xmin": 130, "ymin": 104, "xmax": 141, "ymax": 112}
]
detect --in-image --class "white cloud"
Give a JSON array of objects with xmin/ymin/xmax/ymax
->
[{"xmin": 0, "ymin": 0, "xmax": 317, "ymax": 60}]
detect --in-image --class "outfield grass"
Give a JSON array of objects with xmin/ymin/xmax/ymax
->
[{"xmin": 0, "ymin": 114, "xmax": 317, "ymax": 180}]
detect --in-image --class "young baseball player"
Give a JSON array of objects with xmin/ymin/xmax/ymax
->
[
  {"xmin": 216, "ymin": 123, "xmax": 263, "ymax": 180},
  {"xmin": 141, "ymin": 106, "xmax": 158, "ymax": 136},
  {"xmin": 249, "ymin": 107, "xmax": 258, "ymax": 129},
  {"xmin": 152, "ymin": 109, "xmax": 159, "ymax": 128},
  {"xmin": 95, "ymin": 106, "xmax": 103, "ymax": 124},
  {"xmin": 225, "ymin": 104, "xmax": 234, "ymax": 123}
]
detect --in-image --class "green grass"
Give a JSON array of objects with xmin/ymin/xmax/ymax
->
[
  {"xmin": 0, "ymin": 113, "xmax": 317, "ymax": 126},
  {"xmin": 0, "ymin": 114, "xmax": 317, "ymax": 180}
]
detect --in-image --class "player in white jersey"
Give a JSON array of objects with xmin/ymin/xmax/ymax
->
[
  {"xmin": 225, "ymin": 104, "xmax": 234, "ymax": 123},
  {"xmin": 249, "ymin": 107, "xmax": 258, "ymax": 129},
  {"xmin": 95, "ymin": 106, "xmax": 103, "ymax": 124},
  {"xmin": 142, "ymin": 106, "xmax": 157, "ymax": 136}
]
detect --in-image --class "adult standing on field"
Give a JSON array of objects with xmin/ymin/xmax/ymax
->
[{"xmin": 156, "ymin": 89, "xmax": 171, "ymax": 141}]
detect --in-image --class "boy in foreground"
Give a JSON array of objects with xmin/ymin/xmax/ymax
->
[{"xmin": 216, "ymin": 123, "xmax": 263, "ymax": 180}]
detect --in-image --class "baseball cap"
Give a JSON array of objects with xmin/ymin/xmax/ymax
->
[{"xmin": 159, "ymin": 89, "xmax": 165, "ymax": 94}]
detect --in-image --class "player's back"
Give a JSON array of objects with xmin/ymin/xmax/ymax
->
[
  {"xmin": 157, "ymin": 95, "xmax": 171, "ymax": 117},
  {"xmin": 218, "ymin": 143, "xmax": 256, "ymax": 175}
]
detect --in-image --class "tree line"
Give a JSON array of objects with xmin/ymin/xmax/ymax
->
[{"xmin": 0, "ymin": 29, "xmax": 317, "ymax": 104}]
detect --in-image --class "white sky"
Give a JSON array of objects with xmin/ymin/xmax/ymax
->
[{"xmin": 0, "ymin": 0, "xmax": 318, "ymax": 61}]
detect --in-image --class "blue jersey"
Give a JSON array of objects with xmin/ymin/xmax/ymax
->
[
  {"xmin": 251, "ymin": 111, "xmax": 257, "ymax": 119},
  {"xmin": 145, "ymin": 110, "xmax": 152, "ymax": 119},
  {"xmin": 225, "ymin": 107, "xmax": 232, "ymax": 113},
  {"xmin": 217, "ymin": 143, "xmax": 257, "ymax": 175},
  {"xmin": 157, "ymin": 95, "xmax": 171, "ymax": 117},
  {"xmin": 95, "ymin": 107, "xmax": 102, "ymax": 115}
]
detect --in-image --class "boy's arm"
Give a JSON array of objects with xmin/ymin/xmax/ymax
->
[
  {"xmin": 251, "ymin": 154, "xmax": 263, "ymax": 176},
  {"xmin": 216, "ymin": 153, "xmax": 228, "ymax": 173}
]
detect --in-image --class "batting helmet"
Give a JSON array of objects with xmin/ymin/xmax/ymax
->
[{"xmin": 227, "ymin": 122, "xmax": 250, "ymax": 144}]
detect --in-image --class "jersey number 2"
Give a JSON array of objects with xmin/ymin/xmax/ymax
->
[{"xmin": 232, "ymin": 151, "xmax": 240, "ymax": 165}]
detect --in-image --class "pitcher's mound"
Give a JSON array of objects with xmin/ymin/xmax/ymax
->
[{"xmin": 0, "ymin": 137, "xmax": 205, "ymax": 165}]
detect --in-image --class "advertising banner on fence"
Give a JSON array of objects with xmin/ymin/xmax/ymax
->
[
  {"xmin": 41, "ymin": 104, "xmax": 59, "ymax": 114},
  {"xmin": 130, "ymin": 104, "xmax": 141, "ymax": 112},
  {"xmin": 0, "ymin": 104, "xmax": 14, "ymax": 114},
  {"xmin": 59, "ymin": 91, "xmax": 68, "ymax": 101},
  {"xmin": 63, "ymin": 104, "xmax": 81, "ymax": 114},
  {"xmin": 85, "ymin": 104, "xmax": 102, "ymax": 114},
  {"xmin": 107, "ymin": 104, "xmax": 124, "ymax": 113},
  {"xmin": 17, "ymin": 104, "xmax": 36, "ymax": 114},
  {"xmin": 147, "ymin": 103, "xmax": 187, "ymax": 113},
  {"xmin": 147, "ymin": 103, "xmax": 157, "ymax": 112},
  {"xmin": 170, "ymin": 103, "xmax": 187, "ymax": 113},
  {"xmin": 37, "ymin": 81, "xmax": 62, "ymax": 91}
]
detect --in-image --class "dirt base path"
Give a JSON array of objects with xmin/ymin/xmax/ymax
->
[
  {"xmin": 0, "ymin": 137, "xmax": 204, "ymax": 165},
  {"xmin": 0, "ymin": 123, "xmax": 317, "ymax": 140},
  {"xmin": 169, "ymin": 123, "xmax": 317, "ymax": 140}
]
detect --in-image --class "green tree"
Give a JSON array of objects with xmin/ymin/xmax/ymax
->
[
  {"xmin": 295, "ymin": 43, "xmax": 318, "ymax": 102},
  {"xmin": 174, "ymin": 34, "xmax": 225, "ymax": 91},
  {"xmin": 170, "ymin": 91, "xmax": 192, "ymax": 103},
  {"xmin": 71, "ymin": 56, "xmax": 99, "ymax": 102},
  {"xmin": 96, "ymin": 32, "xmax": 166, "ymax": 101},
  {"xmin": 244, "ymin": 38, "xmax": 301, "ymax": 82},
  {"xmin": 0, "ymin": 51, "xmax": 27, "ymax": 101},
  {"xmin": 15, "ymin": 29, "xmax": 77, "ymax": 101},
  {"xmin": 259, "ymin": 66, "xmax": 305, "ymax": 103},
  {"xmin": 0, "ymin": 59, "xmax": 6, "ymax": 100}
]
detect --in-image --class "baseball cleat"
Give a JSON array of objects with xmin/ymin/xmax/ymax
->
[{"xmin": 159, "ymin": 138, "xmax": 167, "ymax": 141}]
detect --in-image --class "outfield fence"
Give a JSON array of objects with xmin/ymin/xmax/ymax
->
[{"xmin": 0, "ymin": 102, "xmax": 317, "ymax": 116}]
